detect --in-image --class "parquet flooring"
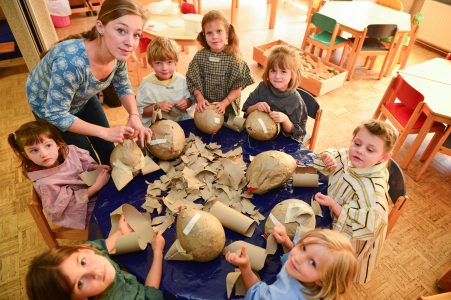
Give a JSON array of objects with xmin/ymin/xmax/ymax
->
[{"xmin": 0, "ymin": 0, "xmax": 450, "ymax": 299}]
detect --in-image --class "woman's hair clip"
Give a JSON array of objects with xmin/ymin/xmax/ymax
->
[{"xmin": 12, "ymin": 131, "xmax": 17, "ymax": 139}]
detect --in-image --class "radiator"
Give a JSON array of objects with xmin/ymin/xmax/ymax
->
[{"xmin": 417, "ymin": 0, "xmax": 451, "ymax": 52}]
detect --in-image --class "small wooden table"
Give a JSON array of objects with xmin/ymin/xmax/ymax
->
[
  {"xmin": 398, "ymin": 58, "xmax": 451, "ymax": 169},
  {"xmin": 143, "ymin": 14, "xmax": 199, "ymax": 53},
  {"xmin": 319, "ymin": 1, "xmax": 411, "ymax": 79}
]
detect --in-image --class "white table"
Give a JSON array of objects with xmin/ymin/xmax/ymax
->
[
  {"xmin": 143, "ymin": 15, "xmax": 199, "ymax": 53},
  {"xmin": 398, "ymin": 58, "xmax": 451, "ymax": 169},
  {"xmin": 319, "ymin": 1, "xmax": 411, "ymax": 78}
]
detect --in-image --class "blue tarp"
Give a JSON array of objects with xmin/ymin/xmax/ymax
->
[{"xmin": 93, "ymin": 119, "xmax": 331, "ymax": 300}]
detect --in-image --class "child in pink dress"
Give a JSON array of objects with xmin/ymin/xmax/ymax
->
[{"xmin": 8, "ymin": 120, "xmax": 110, "ymax": 230}]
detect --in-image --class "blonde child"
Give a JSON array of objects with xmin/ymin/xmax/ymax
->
[
  {"xmin": 313, "ymin": 120, "xmax": 398, "ymax": 284},
  {"xmin": 137, "ymin": 37, "xmax": 193, "ymax": 128},
  {"xmin": 8, "ymin": 120, "xmax": 110, "ymax": 230},
  {"xmin": 26, "ymin": 215, "xmax": 165, "ymax": 300},
  {"xmin": 186, "ymin": 10, "xmax": 254, "ymax": 116},
  {"xmin": 242, "ymin": 45, "xmax": 307, "ymax": 142},
  {"xmin": 226, "ymin": 224, "xmax": 357, "ymax": 300}
]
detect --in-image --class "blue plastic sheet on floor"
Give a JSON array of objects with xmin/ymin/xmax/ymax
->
[{"xmin": 93, "ymin": 119, "xmax": 331, "ymax": 300}]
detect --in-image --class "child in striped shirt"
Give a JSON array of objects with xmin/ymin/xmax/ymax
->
[{"xmin": 313, "ymin": 120, "xmax": 397, "ymax": 284}]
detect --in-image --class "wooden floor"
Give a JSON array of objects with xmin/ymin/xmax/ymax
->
[{"xmin": 1, "ymin": 0, "xmax": 450, "ymax": 299}]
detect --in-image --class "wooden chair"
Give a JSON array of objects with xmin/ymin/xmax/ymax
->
[
  {"xmin": 415, "ymin": 125, "xmax": 451, "ymax": 181},
  {"xmin": 305, "ymin": 0, "xmax": 324, "ymax": 24},
  {"xmin": 373, "ymin": 74, "xmax": 445, "ymax": 156},
  {"xmin": 301, "ymin": 12, "xmax": 349, "ymax": 65},
  {"xmin": 347, "ymin": 24, "xmax": 398, "ymax": 80},
  {"xmin": 28, "ymin": 188, "xmax": 88, "ymax": 248},
  {"xmin": 386, "ymin": 158, "xmax": 408, "ymax": 237},
  {"xmin": 376, "ymin": 0, "xmax": 404, "ymax": 11},
  {"xmin": 381, "ymin": 12, "xmax": 424, "ymax": 74},
  {"xmin": 297, "ymin": 88, "xmax": 322, "ymax": 151}
]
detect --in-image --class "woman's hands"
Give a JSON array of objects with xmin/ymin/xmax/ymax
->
[{"xmin": 125, "ymin": 114, "xmax": 152, "ymax": 148}]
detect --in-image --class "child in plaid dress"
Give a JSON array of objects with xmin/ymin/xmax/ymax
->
[{"xmin": 186, "ymin": 10, "xmax": 254, "ymax": 117}]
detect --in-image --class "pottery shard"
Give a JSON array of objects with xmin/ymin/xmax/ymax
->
[
  {"xmin": 245, "ymin": 110, "xmax": 280, "ymax": 141},
  {"xmin": 110, "ymin": 140, "xmax": 143, "ymax": 173},
  {"xmin": 246, "ymin": 150, "xmax": 297, "ymax": 194},
  {"xmin": 147, "ymin": 119, "xmax": 186, "ymax": 160},
  {"xmin": 265, "ymin": 199, "xmax": 316, "ymax": 238},
  {"xmin": 194, "ymin": 105, "xmax": 224, "ymax": 134},
  {"xmin": 176, "ymin": 208, "xmax": 226, "ymax": 262}
]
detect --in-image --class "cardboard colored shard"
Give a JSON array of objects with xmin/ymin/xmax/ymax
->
[
  {"xmin": 109, "ymin": 204, "xmax": 154, "ymax": 255},
  {"xmin": 194, "ymin": 105, "xmax": 224, "ymax": 134},
  {"xmin": 110, "ymin": 140, "xmax": 160, "ymax": 191},
  {"xmin": 224, "ymin": 115, "xmax": 246, "ymax": 132},
  {"xmin": 170, "ymin": 208, "xmax": 225, "ymax": 262},
  {"xmin": 209, "ymin": 201, "xmax": 257, "ymax": 237},
  {"xmin": 245, "ymin": 111, "xmax": 280, "ymax": 141},
  {"xmin": 292, "ymin": 166, "xmax": 319, "ymax": 188},
  {"xmin": 311, "ymin": 198, "xmax": 323, "ymax": 218},
  {"xmin": 147, "ymin": 119, "xmax": 186, "ymax": 160},
  {"xmin": 264, "ymin": 199, "xmax": 316, "ymax": 239},
  {"xmin": 164, "ymin": 239, "xmax": 194, "ymax": 261},
  {"xmin": 226, "ymin": 268, "xmax": 260, "ymax": 299},
  {"xmin": 246, "ymin": 150, "xmax": 297, "ymax": 194},
  {"xmin": 79, "ymin": 168, "xmax": 104, "ymax": 186}
]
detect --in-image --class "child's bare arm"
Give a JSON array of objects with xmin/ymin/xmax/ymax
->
[
  {"xmin": 272, "ymin": 223, "xmax": 294, "ymax": 253},
  {"xmin": 313, "ymin": 150, "xmax": 338, "ymax": 175},
  {"xmin": 194, "ymin": 89, "xmax": 209, "ymax": 112},
  {"xmin": 247, "ymin": 102, "xmax": 271, "ymax": 113},
  {"xmin": 225, "ymin": 247, "xmax": 260, "ymax": 290},
  {"xmin": 105, "ymin": 215, "xmax": 134, "ymax": 252},
  {"xmin": 213, "ymin": 88, "xmax": 242, "ymax": 115},
  {"xmin": 315, "ymin": 192, "xmax": 342, "ymax": 217},
  {"xmin": 145, "ymin": 231, "xmax": 165, "ymax": 288},
  {"xmin": 87, "ymin": 168, "xmax": 110, "ymax": 197}
]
